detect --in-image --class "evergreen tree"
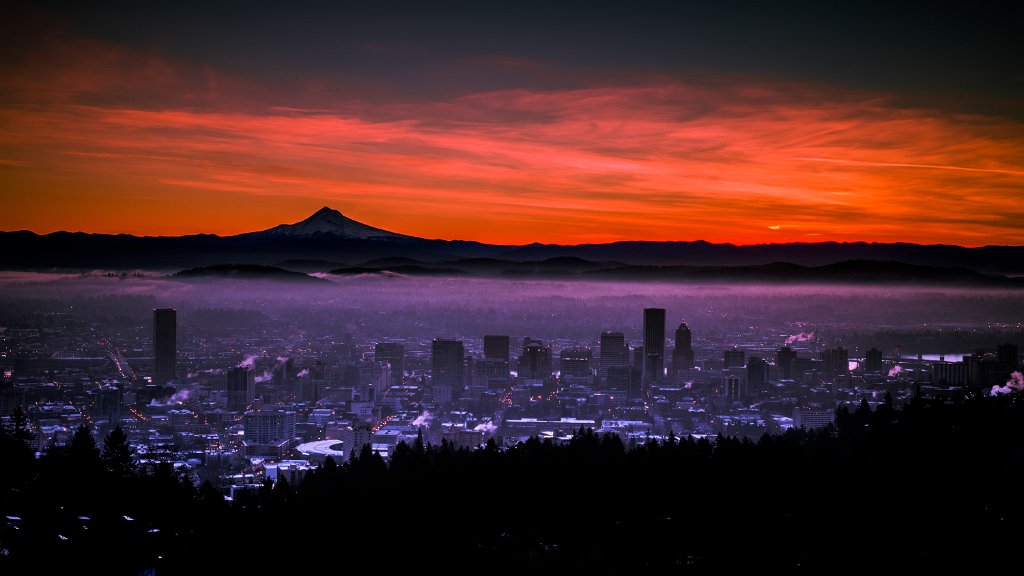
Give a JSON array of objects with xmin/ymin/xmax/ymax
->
[
  {"xmin": 69, "ymin": 424, "xmax": 101, "ymax": 469},
  {"xmin": 102, "ymin": 425, "xmax": 136, "ymax": 477},
  {"xmin": 10, "ymin": 405, "xmax": 33, "ymax": 441}
]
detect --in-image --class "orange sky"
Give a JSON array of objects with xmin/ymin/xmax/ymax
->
[{"xmin": 2, "ymin": 25, "xmax": 1023, "ymax": 246}]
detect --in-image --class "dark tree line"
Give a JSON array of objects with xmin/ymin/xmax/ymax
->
[{"xmin": 2, "ymin": 392, "xmax": 1023, "ymax": 574}]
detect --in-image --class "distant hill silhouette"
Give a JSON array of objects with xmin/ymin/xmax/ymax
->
[
  {"xmin": 4, "ymin": 206, "xmax": 1024, "ymax": 275},
  {"xmin": 172, "ymin": 264, "xmax": 326, "ymax": 283}
]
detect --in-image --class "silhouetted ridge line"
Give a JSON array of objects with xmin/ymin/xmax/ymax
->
[
  {"xmin": 4, "ymin": 206, "xmax": 1024, "ymax": 274},
  {"xmin": 172, "ymin": 264, "xmax": 326, "ymax": 282}
]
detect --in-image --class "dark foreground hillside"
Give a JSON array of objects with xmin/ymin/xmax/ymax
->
[{"xmin": 2, "ymin": 392, "xmax": 1022, "ymax": 574}]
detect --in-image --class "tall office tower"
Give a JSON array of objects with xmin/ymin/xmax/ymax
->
[
  {"xmin": 484, "ymin": 335, "xmax": 511, "ymax": 368},
  {"xmin": 432, "ymin": 338, "xmax": 465, "ymax": 391},
  {"xmin": 724, "ymin": 348, "xmax": 746, "ymax": 368},
  {"xmin": 607, "ymin": 366, "xmax": 642, "ymax": 398},
  {"xmin": 375, "ymin": 342, "xmax": 405, "ymax": 387},
  {"xmin": 632, "ymin": 346, "xmax": 645, "ymax": 369},
  {"xmin": 997, "ymin": 342, "xmax": 1019, "ymax": 369},
  {"xmin": 820, "ymin": 347, "xmax": 850, "ymax": 380},
  {"xmin": 671, "ymin": 321, "xmax": 695, "ymax": 374},
  {"xmin": 776, "ymin": 346, "xmax": 797, "ymax": 379},
  {"xmin": 309, "ymin": 360, "xmax": 325, "ymax": 381},
  {"xmin": 153, "ymin": 308, "xmax": 177, "ymax": 385},
  {"xmin": 746, "ymin": 357, "xmax": 769, "ymax": 399},
  {"xmin": 643, "ymin": 308, "xmax": 666, "ymax": 384},
  {"xmin": 864, "ymin": 348, "xmax": 883, "ymax": 373},
  {"xmin": 356, "ymin": 361, "xmax": 390, "ymax": 403},
  {"xmin": 559, "ymin": 348, "xmax": 592, "ymax": 377},
  {"xmin": 473, "ymin": 357, "xmax": 510, "ymax": 390},
  {"xmin": 519, "ymin": 337, "xmax": 552, "ymax": 379},
  {"xmin": 98, "ymin": 385, "xmax": 122, "ymax": 425},
  {"xmin": 599, "ymin": 332, "xmax": 628, "ymax": 383},
  {"xmin": 726, "ymin": 375, "xmax": 745, "ymax": 403},
  {"xmin": 226, "ymin": 366, "xmax": 256, "ymax": 412}
]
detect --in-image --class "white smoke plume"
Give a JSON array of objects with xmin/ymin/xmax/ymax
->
[
  {"xmin": 992, "ymin": 371, "xmax": 1024, "ymax": 395},
  {"xmin": 169, "ymin": 389, "xmax": 190, "ymax": 404},
  {"xmin": 297, "ymin": 368, "xmax": 310, "ymax": 378},
  {"xmin": 473, "ymin": 421, "xmax": 497, "ymax": 433},
  {"xmin": 239, "ymin": 355, "xmax": 259, "ymax": 369},
  {"xmin": 411, "ymin": 411, "xmax": 432, "ymax": 426},
  {"xmin": 147, "ymin": 388, "xmax": 191, "ymax": 406},
  {"xmin": 785, "ymin": 331, "xmax": 815, "ymax": 345},
  {"xmin": 888, "ymin": 365, "xmax": 903, "ymax": 377},
  {"xmin": 254, "ymin": 370, "xmax": 273, "ymax": 383}
]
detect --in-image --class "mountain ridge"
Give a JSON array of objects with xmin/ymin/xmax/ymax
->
[
  {"xmin": 4, "ymin": 207, "xmax": 1024, "ymax": 275},
  {"xmin": 242, "ymin": 206, "xmax": 407, "ymax": 239}
]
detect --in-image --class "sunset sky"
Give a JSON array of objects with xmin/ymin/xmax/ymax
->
[{"xmin": 2, "ymin": 1, "xmax": 1023, "ymax": 245}]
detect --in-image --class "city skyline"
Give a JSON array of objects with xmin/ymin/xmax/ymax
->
[
  {"xmin": 3, "ymin": 2, "xmax": 1024, "ymax": 570},
  {"xmin": 2, "ymin": 2, "xmax": 1023, "ymax": 246}
]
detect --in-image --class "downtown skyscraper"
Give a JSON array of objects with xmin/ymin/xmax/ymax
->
[
  {"xmin": 153, "ymin": 308, "xmax": 176, "ymax": 385},
  {"xmin": 643, "ymin": 308, "xmax": 665, "ymax": 384}
]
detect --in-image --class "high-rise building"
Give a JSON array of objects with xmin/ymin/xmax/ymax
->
[
  {"xmin": 932, "ymin": 361, "xmax": 968, "ymax": 386},
  {"xmin": 724, "ymin": 348, "xmax": 746, "ymax": 368},
  {"xmin": 272, "ymin": 357, "xmax": 296, "ymax": 396},
  {"xmin": 375, "ymin": 342, "xmax": 405, "ymax": 387},
  {"xmin": 432, "ymin": 338, "xmax": 465, "ymax": 393},
  {"xmin": 776, "ymin": 346, "xmax": 797, "ymax": 379},
  {"xmin": 607, "ymin": 366, "xmax": 642, "ymax": 399},
  {"xmin": 153, "ymin": 308, "xmax": 177, "ymax": 385},
  {"xmin": 482, "ymin": 335, "xmax": 510, "ymax": 387},
  {"xmin": 997, "ymin": 343, "xmax": 1019, "ymax": 370},
  {"xmin": 519, "ymin": 338, "xmax": 552, "ymax": 379},
  {"xmin": 671, "ymin": 321, "xmax": 694, "ymax": 374},
  {"xmin": 746, "ymin": 357, "xmax": 769, "ymax": 399},
  {"xmin": 473, "ymin": 358, "xmax": 509, "ymax": 390},
  {"xmin": 643, "ymin": 308, "xmax": 666, "ymax": 384},
  {"xmin": 820, "ymin": 347, "xmax": 850, "ymax": 380},
  {"xmin": 599, "ymin": 332, "xmax": 628, "ymax": 383},
  {"xmin": 484, "ymin": 335, "xmax": 510, "ymax": 365},
  {"xmin": 864, "ymin": 348, "xmax": 883, "ymax": 373},
  {"xmin": 243, "ymin": 410, "xmax": 297, "ymax": 456},
  {"xmin": 98, "ymin": 385, "xmax": 122, "ymax": 425},
  {"xmin": 337, "ymin": 423, "xmax": 373, "ymax": 458},
  {"xmin": 244, "ymin": 410, "xmax": 296, "ymax": 444},
  {"xmin": 559, "ymin": 348, "xmax": 592, "ymax": 378},
  {"xmin": 226, "ymin": 366, "xmax": 255, "ymax": 412},
  {"xmin": 355, "ymin": 361, "xmax": 390, "ymax": 403},
  {"xmin": 725, "ymin": 375, "xmax": 744, "ymax": 403},
  {"xmin": 632, "ymin": 346, "xmax": 645, "ymax": 369}
]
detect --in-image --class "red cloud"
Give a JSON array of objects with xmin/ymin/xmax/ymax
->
[{"xmin": 1, "ymin": 30, "xmax": 1022, "ymax": 244}]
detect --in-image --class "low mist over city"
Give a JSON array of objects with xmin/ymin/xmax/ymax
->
[{"xmin": 3, "ymin": 1, "xmax": 1023, "ymax": 573}]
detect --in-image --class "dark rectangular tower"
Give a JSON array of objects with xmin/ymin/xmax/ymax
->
[
  {"xmin": 484, "ymin": 334, "xmax": 510, "ymax": 380},
  {"xmin": 599, "ymin": 332, "xmax": 628, "ymax": 383},
  {"xmin": 153, "ymin": 308, "xmax": 177, "ymax": 385},
  {"xmin": 432, "ymin": 338, "xmax": 465, "ymax": 405},
  {"xmin": 643, "ymin": 308, "xmax": 665, "ymax": 384},
  {"xmin": 226, "ymin": 366, "xmax": 255, "ymax": 412},
  {"xmin": 375, "ymin": 342, "xmax": 405, "ymax": 387}
]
